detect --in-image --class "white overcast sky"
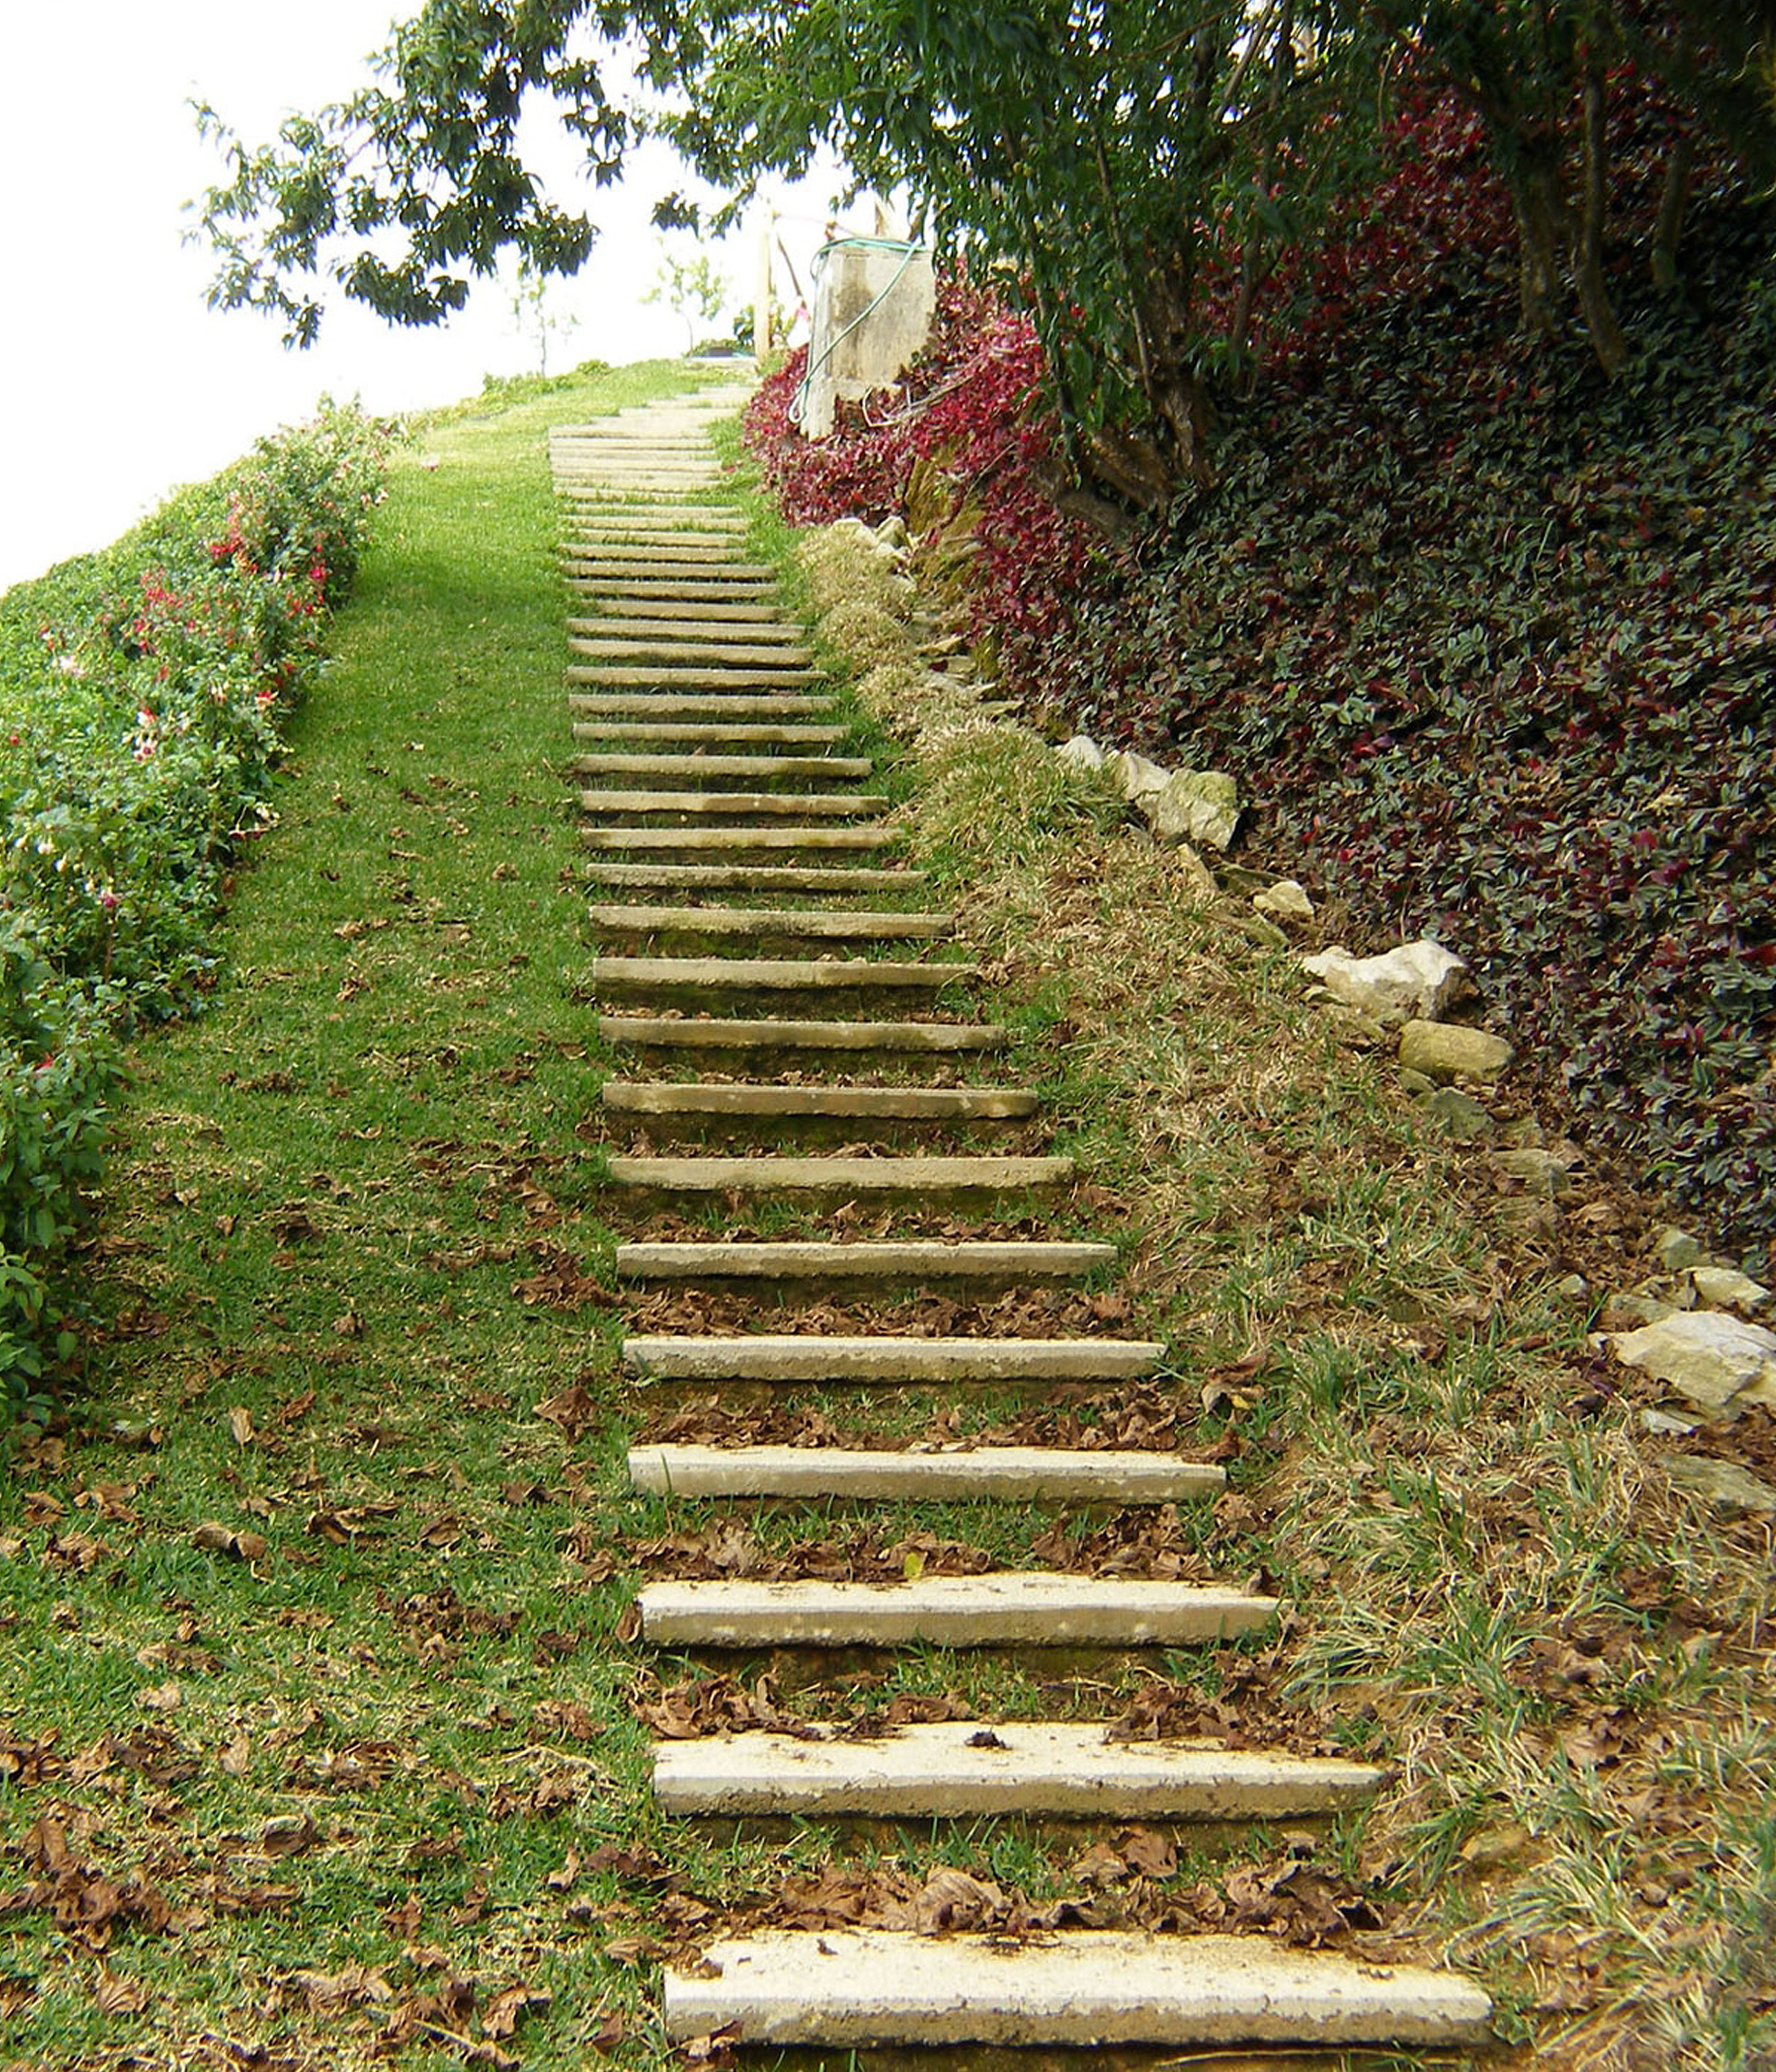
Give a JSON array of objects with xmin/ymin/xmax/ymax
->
[{"xmin": 0, "ymin": 2, "xmax": 838, "ymax": 592}]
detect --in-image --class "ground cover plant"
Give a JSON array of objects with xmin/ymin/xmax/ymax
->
[
  {"xmin": 741, "ymin": 89, "xmax": 1776, "ymax": 1273},
  {"xmin": 0, "ymin": 407, "xmax": 391, "ymax": 1439}
]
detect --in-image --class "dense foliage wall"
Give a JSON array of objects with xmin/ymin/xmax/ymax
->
[
  {"xmin": 0, "ymin": 408, "xmax": 390, "ymax": 1433},
  {"xmin": 743, "ymin": 97, "xmax": 1776, "ymax": 1268}
]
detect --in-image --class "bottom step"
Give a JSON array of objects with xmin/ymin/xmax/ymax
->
[{"xmin": 664, "ymin": 1927, "xmax": 1493, "ymax": 2047}]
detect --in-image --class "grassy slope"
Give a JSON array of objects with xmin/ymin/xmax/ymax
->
[{"xmin": 0, "ymin": 358, "xmax": 1769, "ymax": 2072}]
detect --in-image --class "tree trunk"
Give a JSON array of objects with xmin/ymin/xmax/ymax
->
[
  {"xmin": 1652, "ymin": 133, "xmax": 1693, "ymax": 290},
  {"xmin": 1575, "ymin": 62, "xmax": 1631, "ymax": 375},
  {"xmin": 1507, "ymin": 159, "xmax": 1566, "ymax": 339}
]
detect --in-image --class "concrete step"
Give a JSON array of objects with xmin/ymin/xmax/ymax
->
[
  {"xmin": 567, "ymin": 614, "xmax": 807, "ymax": 643},
  {"xmin": 563, "ymin": 529, "xmax": 750, "ymax": 550},
  {"xmin": 629, "ymin": 1443, "xmax": 1220, "ymax": 1504},
  {"xmin": 567, "ymin": 579, "xmax": 780, "ymax": 605},
  {"xmin": 570, "ymin": 597, "xmax": 784, "ymax": 623},
  {"xmin": 602, "ymin": 1083, "xmax": 1030, "ymax": 1123},
  {"xmin": 606, "ymin": 1152, "xmax": 1063, "ymax": 1192},
  {"xmin": 562, "ymin": 548, "xmax": 773, "ymax": 573},
  {"xmin": 662, "ymin": 1928, "xmax": 1492, "ymax": 2049},
  {"xmin": 591, "ymin": 957, "xmax": 971, "ymax": 1006},
  {"xmin": 570, "ymin": 694, "xmax": 833, "ymax": 719},
  {"xmin": 587, "ymin": 906, "xmax": 950, "ymax": 945},
  {"xmin": 558, "ymin": 503, "xmax": 746, "ymax": 528},
  {"xmin": 585, "ymin": 864, "xmax": 922, "ymax": 894},
  {"xmin": 622, "ymin": 1335, "xmax": 1159, "ymax": 1385},
  {"xmin": 573, "ymin": 723, "xmax": 851, "ymax": 745},
  {"xmin": 580, "ymin": 827, "xmax": 893, "ymax": 856},
  {"xmin": 652, "ymin": 1719, "xmax": 1378, "ymax": 1819},
  {"xmin": 568, "ymin": 665, "xmax": 823, "ymax": 690},
  {"xmin": 638, "ymin": 1572, "xmax": 1274, "ymax": 1649},
  {"xmin": 614, "ymin": 1238, "xmax": 1113, "ymax": 1284},
  {"xmin": 573, "ymin": 754, "xmax": 873, "ymax": 783},
  {"xmin": 570, "ymin": 637, "xmax": 818, "ymax": 669},
  {"xmin": 598, "ymin": 1019, "xmax": 1008, "ymax": 1057},
  {"xmin": 578, "ymin": 791, "xmax": 884, "ymax": 821}
]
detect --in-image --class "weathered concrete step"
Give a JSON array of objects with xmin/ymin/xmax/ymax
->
[
  {"xmin": 558, "ymin": 502, "xmax": 746, "ymax": 525},
  {"xmin": 587, "ymin": 906, "xmax": 950, "ymax": 945},
  {"xmin": 568, "ymin": 579, "xmax": 780, "ymax": 604},
  {"xmin": 599, "ymin": 1019, "xmax": 1007, "ymax": 1056},
  {"xmin": 574, "ymin": 754, "xmax": 873, "ymax": 783},
  {"xmin": 590, "ymin": 957, "xmax": 973, "ymax": 1004},
  {"xmin": 652, "ymin": 1719, "xmax": 1376, "ymax": 1818},
  {"xmin": 563, "ymin": 529, "xmax": 748, "ymax": 550},
  {"xmin": 608, "ymin": 1152, "xmax": 1059, "ymax": 1191},
  {"xmin": 662, "ymin": 1928, "xmax": 1492, "ymax": 2049},
  {"xmin": 570, "ymin": 638, "xmax": 817, "ymax": 669},
  {"xmin": 580, "ymin": 827, "xmax": 891, "ymax": 855},
  {"xmin": 622, "ymin": 1335, "xmax": 1154, "ymax": 1384},
  {"xmin": 579, "ymin": 790, "xmax": 883, "ymax": 820},
  {"xmin": 568, "ymin": 665, "xmax": 823, "ymax": 690},
  {"xmin": 571, "ymin": 597, "xmax": 784, "ymax": 623},
  {"xmin": 574, "ymin": 723, "xmax": 850, "ymax": 745},
  {"xmin": 615, "ymin": 1238, "xmax": 1112, "ymax": 1283},
  {"xmin": 638, "ymin": 1573, "xmax": 1273, "ymax": 1648},
  {"xmin": 567, "ymin": 614, "xmax": 806, "ymax": 643},
  {"xmin": 629, "ymin": 1443, "xmax": 1220, "ymax": 1503},
  {"xmin": 570, "ymin": 694, "xmax": 832, "ymax": 719},
  {"xmin": 563, "ymin": 548, "xmax": 773, "ymax": 573},
  {"xmin": 602, "ymin": 1083, "xmax": 1030, "ymax": 1123},
  {"xmin": 586, "ymin": 864, "xmax": 921, "ymax": 894}
]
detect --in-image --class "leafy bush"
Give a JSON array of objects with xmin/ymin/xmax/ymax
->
[
  {"xmin": 0, "ymin": 404, "xmax": 391, "ymax": 1440},
  {"xmin": 742, "ymin": 98, "xmax": 1776, "ymax": 1267}
]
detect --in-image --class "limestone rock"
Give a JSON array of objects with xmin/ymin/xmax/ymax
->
[
  {"xmin": 1056, "ymin": 735, "xmax": 1106, "ymax": 772},
  {"xmin": 1662, "ymin": 1455, "xmax": 1776, "ymax": 1514},
  {"xmin": 1399, "ymin": 1020, "xmax": 1515, "ymax": 1085},
  {"xmin": 1421, "ymin": 1088, "xmax": 1495, "ymax": 1144},
  {"xmin": 1608, "ymin": 1310, "xmax": 1776, "ymax": 1417},
  {"xmin": 1688, "ymin": 1266, "xmax": 1770, "ymax": 1314},
  {"xmin": 1254, "ymin": 879, "xmax": 1315, "ymax": 924},
  {"xmin": 1653, "ymin": 1225, "xmax": 1706, "ymax": 1273},
  {"xmin": 1490, "ymin": 1148, "xmax": 1572, "ymax": 1193},
  {"xmin": 1147, "ymin": 770, "xmax": 1240, "ymax": 851},
  {"xmin": 1109, "ymin": 749, "xmax": 1171, "ymax": 803},
  {"xmin": 1300, "ymin": 940, "xmax": 1468, "ymax": 1021}
]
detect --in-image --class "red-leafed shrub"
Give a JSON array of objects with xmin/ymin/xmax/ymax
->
[{"xmin": 742, "ymin": 276, "xmax": 1111, "ymax": 686}]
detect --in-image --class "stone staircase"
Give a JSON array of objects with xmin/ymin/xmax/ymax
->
[{"xmin": 550, "ymin": 393, "xmax": 1493, "ymax": 2055}]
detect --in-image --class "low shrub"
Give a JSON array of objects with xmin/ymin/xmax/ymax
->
[{"xmin": 0, "ymin": 403, "xmax": 391, "ymax": 1440}]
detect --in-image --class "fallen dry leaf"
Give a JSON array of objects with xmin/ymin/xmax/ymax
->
[{"xmin": 227, "ymin": 1406, "xmax": 255, "ymax": 1448}]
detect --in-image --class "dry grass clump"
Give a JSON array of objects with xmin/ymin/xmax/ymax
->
[
  {"xmin": 818, "ymin": 597, "xmax": 912, "ymax": 669},
  {"xmin": 797, "ymin": 522, "xmax": 912, "ymax": 617}
]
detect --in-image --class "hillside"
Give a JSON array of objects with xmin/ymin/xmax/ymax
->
[{"xmin": 743, "ymin": 94, "xmax": 1776, "ymax": 1273}]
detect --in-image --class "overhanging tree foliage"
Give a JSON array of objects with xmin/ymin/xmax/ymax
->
[{"xmin": 197, "ymin": 0, "xmax": 1776, "ymax": 498}]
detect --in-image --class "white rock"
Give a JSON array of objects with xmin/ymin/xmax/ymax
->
[
  {"xmin": 1056, "ymin": 734, "xmax": 1106, "ymax": 772},
  {"xmin": 1300, "ymin": 940, "xmax": 1468, "ymax": 1021},
  {"xmin": 1108, "ymin": 749, "xmax": 1171, "ymax": 802},
  {"xmin": 1608, "ymin": 1310, "xmax": 1776, "ymax": 1416},
  {"xmin": 1688, "ymin": 1267, "xmax": 1770, "ymax": 1314},
  {"xmin": 829, "ymin": 515, "xmax": 903, "ymax": 560},
  {"xmin": 1255, "ymin": 879, "xmax": 1315, "ymax": 923},
  {"xmin": 1145, "ymin": 770, "xmax": 1239, "ymax": 851}
]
